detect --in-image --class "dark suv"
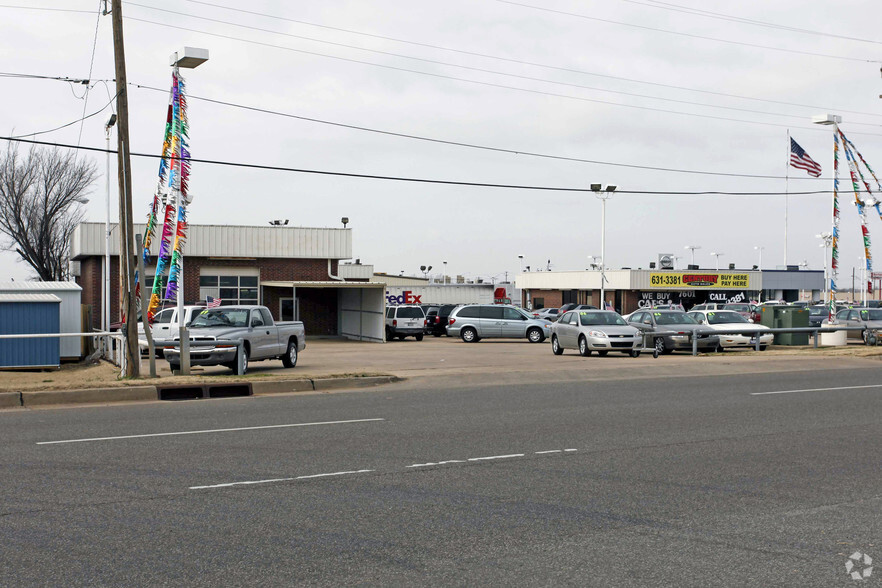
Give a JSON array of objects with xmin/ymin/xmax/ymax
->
[{"xmin": 428, "ymin": 304, "xmax": 460, "ymax": 336}]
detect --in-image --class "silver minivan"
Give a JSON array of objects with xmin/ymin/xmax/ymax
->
[{"xmin": 446, "ymin": 304, "xmax": 551, "ymax": 343}]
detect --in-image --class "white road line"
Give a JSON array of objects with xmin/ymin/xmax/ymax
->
[
  {"xmin": 535, "ymin": 450, "xmax": 562, "ymax": 454},
  {"xmin": 190, "ymin": 469, "xmax": 374, "ymax": 490},
  {"xmin": 37, "ymin": 418, "xmax": 385, "ymax": 445},
  {"xmin": 467, "ymin": 453, "xmax": 525, "ymax": 462},
  {"xmin": 751, "ymin": 384, "xmax": 882, "ymax": 396},
  {"xmin": 407, "ymin": 460, "xmax": 466, "ymax": 468},
  {"xmin": 564, "ymin": 449, "xmax": 578, "ymax": 452}
]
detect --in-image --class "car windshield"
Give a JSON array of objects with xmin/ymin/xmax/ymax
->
[
  {"xmin": 706, "ymin": 311, "xmax": 749, "ymax": 324},
  {"xmin": 579, "ymin": 312, "xmax": 627, "ymax": 326},
  {"xmin": 654, "ymin": 312, "xmax": 697, "ymax": 325},
  {"xmin": 809, "ymin": 306, "xmax": 827, "ymax": 316},
  {"xmin": 189, "ymin": 308, "xmax": 249, "ymax": 328},
  {"xmin": 724, "ymin": 304, "xmax": 750, "ymax": 312},
  {"xmin": 861, "ymin": 309, "xmax": 882, "ymax": 320},
  {"xmin": 397, "ymin": 307, "xmax": 424, "ymax": 318}
]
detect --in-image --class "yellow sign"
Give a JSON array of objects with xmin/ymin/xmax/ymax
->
[{"xmin": 649, "ymin": 272, "xmax": 750, "ymax": 289}]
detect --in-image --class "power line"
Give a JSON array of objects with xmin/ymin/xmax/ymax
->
[
  {"xmin": 130, "ymin": 82, "xmax": 828, "ymax": 181},
  {"xmin": 619, "ymin": 0, "xmax": 882, "ymax": 46},
  {"xmin": 0, "ymin": 135, "xmax": 855, "ymax": 196},
  {"xmin": 0, "ymin": 4, "xmax": 93, "ymax": 14},
  {"xmin": 495, "ymin": 0, "xmax": 881, "ymax": 64},
  {"xmin": 177, "ymin": 0, "xmax": 882, "ymax": 118},
  {"xmin": 122, "ymin": 2, "xmax": 881, "ymax": 127},
  {"xmin": 122, "ymin": 16, "xmax": 882, "ymax": 137},
  {"xmin": 77, "ymin": 0, "xmax": 104, "ymax": 147},
  {"xmin": 10, "ymin": 91, "xmax": 120, "ymax": 139}
]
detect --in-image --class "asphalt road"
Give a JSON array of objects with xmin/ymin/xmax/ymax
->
[{"xmin": 1, "ymin": 365, "xmax": 881, "ymax": 586}]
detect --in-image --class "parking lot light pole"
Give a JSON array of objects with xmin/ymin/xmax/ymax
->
[
  {"xmin": 684, "ymin": 245, "xmax": 701, "ymax": 268},
  {"xmin": 710, "ymin": 252, "xmax": 724, "ymax": 271},
  {"xmin": 754, "ymin": 246, "xmax": 764, "ymax": 270},
  {"xmin": 591, "ymin": 184, "xmax": 617, "ymax": 309}
]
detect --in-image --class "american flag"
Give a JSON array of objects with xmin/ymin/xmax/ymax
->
[
  {"xmin": 790, "ymin": 138, "xmax": 822, "ymax": 177},
  {"xmin": 206, "ymin": 296, "xmax": 222, "ymax": 308}
]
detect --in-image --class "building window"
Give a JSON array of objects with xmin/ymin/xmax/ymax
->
[{"xmin": 199, "ymin": 275, "xmax": 260, "ymax": 305}]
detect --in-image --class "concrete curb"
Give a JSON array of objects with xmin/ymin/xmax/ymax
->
[
  {"xmin": 7, "ymin": 375, "xmax": 402, "ymax": 408},
  {"xmin": 0, "ymin": 391, "xmax": 22, "ymax": 409},
  {"xmin": 21, "ymin": 386, "xmax": 158, "ymax": 407}
]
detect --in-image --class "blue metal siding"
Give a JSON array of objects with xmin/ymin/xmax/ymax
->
[{"xmin": 0, "ymin": 302, "xmax": 60, "ymax": 368}]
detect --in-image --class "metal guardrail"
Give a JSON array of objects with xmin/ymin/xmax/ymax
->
[{"xmin": 645, "ymin": 325, "xmax": 875, "ymax": 356}]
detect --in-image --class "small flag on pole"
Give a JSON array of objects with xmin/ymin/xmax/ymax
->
[
  {"xmin": 790, "ymin": 138, "xmax": 822, "ymax": 177},
  {"xmin": 206, "ymin": 296, "xmax": 222, "ymax": 308}
]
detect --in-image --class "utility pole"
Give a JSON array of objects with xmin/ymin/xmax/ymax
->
[{"xmin": 110, "ymin": 0, "xmax": 139, "ymax": 376}]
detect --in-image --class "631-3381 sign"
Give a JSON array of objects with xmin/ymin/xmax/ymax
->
[{"xmin": 649, "ymin": 273, "xmax": 750, "ymax": 289}]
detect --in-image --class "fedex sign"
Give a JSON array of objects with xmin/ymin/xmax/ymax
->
[{"xmin": 386, "ymin": 290, "xmax": 422, "ymax": 304}]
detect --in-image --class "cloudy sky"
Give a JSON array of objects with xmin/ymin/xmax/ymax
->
[{"xmin": 2, "ymin": 0, "xmax": 881, "ymax": 285}]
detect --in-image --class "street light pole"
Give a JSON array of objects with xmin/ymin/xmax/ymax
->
[
  {"xmin": 103, "ymin": 114, "xmax": 116, "ymax": 335},
  {"xmin": 754, "ymin": 246, "xmax": 764, "ymax": 270},
  {"xmin": 591, "ymin": 184, "xmax": 617, "ymax": 310},
  {"xmin": 684, "ymin": 245, "xmax": 701, "ymax": 268}
]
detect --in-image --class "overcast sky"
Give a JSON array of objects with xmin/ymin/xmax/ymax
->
[{"xmin": 2, "ymin": 0, "xmax": 881, "ymax": 285}]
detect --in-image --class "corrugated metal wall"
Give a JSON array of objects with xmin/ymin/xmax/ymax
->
[
  {"xmin": 0, "ymin": 301, "xmax": 60, "ymax": 368},
  {"xmin": 71, "ymin": 223, "xmax": 352, "ymax": 259}
]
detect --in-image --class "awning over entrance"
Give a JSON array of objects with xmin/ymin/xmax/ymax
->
[{"xmin": 261, "ymin": 281, "xmax": 386, "ymax": 342}]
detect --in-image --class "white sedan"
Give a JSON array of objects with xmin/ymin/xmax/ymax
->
[{"xmin": 686, "ymin": 309, "xmax": 773, "ymax": 351}]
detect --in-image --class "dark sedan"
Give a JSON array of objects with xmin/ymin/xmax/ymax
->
[{"xmin": 626, "ymin": 309, "xmax": 719, "ymax": 354}]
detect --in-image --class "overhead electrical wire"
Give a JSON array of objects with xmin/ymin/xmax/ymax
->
[
  {"xmin": 0, "ymin": 4, "xmax": 93, "ymax": 14},
  {"xmin": 10, "ymin": 91, "xmax": 120, "ymax": 139},
  {"xmin": 177, "ymin": 0, "xmax": 882, "ymax": 118},
  {"xmin": 122, "ymin": 2, "xmax": 881, "ymax": 127},
  {"xmin": 76, "ymin": 0, "xmax": 104, "ymax": 147},
  {"xmin": 495, "ymin": 0, "xmax": 881, "ymax": 64},
  {"xmin": 130, "ymin": 82, "xmax": 829, "ymax": 181},
  {"xmin": 620, "ymin": 0, "xmax": 882, "ymax": 46},
  {"xmin": 122, "ymin": 16, "xmax": 882, "ymax": 138},
  {"xmin": 0, "ymin": 136, "xmax": 857, "ymax": 196}
]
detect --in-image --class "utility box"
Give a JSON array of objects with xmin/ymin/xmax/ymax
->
[
  {"xmin": 774, "ymin": 307, "xmax": 810, "ymax": 345},
  {"xmin": 759, "ymin": 305, "xmax": 788, "ymax": 329}
]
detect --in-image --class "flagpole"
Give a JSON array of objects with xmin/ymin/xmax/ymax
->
[{"xmin": 785, "ymin": 129, "xmax": 790, "ymax": 267}]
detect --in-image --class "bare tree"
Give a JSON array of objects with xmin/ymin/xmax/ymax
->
[{"xmin": 0, "ymin": 144, "xmax": 97, "ymax": 281}]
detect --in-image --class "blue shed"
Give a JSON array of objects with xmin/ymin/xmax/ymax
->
[{"xmin": 0, "ymin": 293, "xmax": 61, "ymax": 369}]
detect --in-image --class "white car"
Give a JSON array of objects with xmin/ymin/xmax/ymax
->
[
  {"xmin": 686, "ymin": 309, "xmax": 773, "ymax": 351},
  {"xmin": 139, "ymin": 305, "xmax": 206, "ymax": 355}
]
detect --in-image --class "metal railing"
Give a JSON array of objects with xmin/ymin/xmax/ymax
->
[
  {"xmin": 0, "ymin": 331, "xmax": 126, "ymax": 375},
  {"xmin": 658, "ymin": 325, "xmax": 874, "ymax": 355}
]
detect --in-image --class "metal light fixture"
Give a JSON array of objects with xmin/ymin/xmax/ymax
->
[
  {"xmin": 341, "ymin": 217, "xmax": 349, "ymax": 228},
  {"xmin": 591, "ymin": 184, "xmax": 618, "ymax": 308}
]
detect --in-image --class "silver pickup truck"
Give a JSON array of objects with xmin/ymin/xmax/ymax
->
[{"xmin": 163, "ymin": 305, "xmax": 306, "ymax": 374}]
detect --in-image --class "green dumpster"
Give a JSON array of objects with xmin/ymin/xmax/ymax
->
[{"xmin": 774, "ymin": 308, "xmax": 809, "ymax": 345}]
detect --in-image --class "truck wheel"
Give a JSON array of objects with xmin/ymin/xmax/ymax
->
[
  {"xmin": 230, "ymin": 347, "xmax": 249, "ymax": 375},
  {"xmin": 415, "ymin": 334, "xmax": 424, "ymax": 341},
  {"xmin": 527, "ymin": 327, "xmax": 544, "ymax": 343},
  {"xmin": 282, "ymin": 340, "xmax": 298, "ymax": 368},
  {"xmin": 461, "ymin": 327, "xmax": 478, "ymax": 343}
]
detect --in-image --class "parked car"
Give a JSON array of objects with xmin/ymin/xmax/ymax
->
[
  {"xmin": 686, "ymin": 309, "xmax": 773, "ymax": 351},
  {"xmin": 423, "ymin": 306, "xmax": 440, "ymax": 334},
  {"xmin": 626, "ymin": 309, "xmax": 719, "ymax": 355},
  {"xmin": 446, "ymin": 304, "xmax": 551, "ymax": 343},
  {"xmin": 531, "ymin": 307, "xmax": 561, "ymax": 321},
  {"xmin": 807, "ymin": 305, "xmax": 830, "ymax": 327},
  {"xmin": 385, "ymin": 305, "xmax": 426, "ymax": 340},
  {"xmin": 558, "ymin": 303, "xmax": 599, "ymax": 314},
  {"xmin": 163, "ymin": 305, "xmax": 305, "ymax": 373},
  {"xmin": 424, "ymin": 304, "xmax": 459, "ymax": 337},
  {"xmin": 138, "ymin": 304, "xmax": 205, "ymax": 355},
  {"xmin": 722, "ymin": 303, "xmax": 754, "ymax": 320},
  {"xmin": 550, "ymin": 310, "xmax": 642, "ymax": 357},
  {"xmin": 834, "ymin": 307, "xmax": 882, "ymax": 341}
]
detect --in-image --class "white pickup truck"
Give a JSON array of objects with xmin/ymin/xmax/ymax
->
[
  {"xmin": 138, "ymin": 305, "xmax": 205, "ymax": 356},
  {"xmin": 162, "ymin": 305, "xmax": 306, "ymax": 374}
]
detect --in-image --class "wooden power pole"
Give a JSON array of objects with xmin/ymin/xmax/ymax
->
[{"xmin": 110, "ymin": 0, "xmax": 139, "ymax": 377}]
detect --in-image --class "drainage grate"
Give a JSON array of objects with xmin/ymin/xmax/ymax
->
[
  {"xmin": 157, "ymin": 386, "xmax": 204, "ymax": 401},
  {"xmin": 207, "ymin": 384, "xmax": 252, "ymax": 398}
]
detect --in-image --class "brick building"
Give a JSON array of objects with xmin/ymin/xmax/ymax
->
[{"xmin": 71, "ymin": 222, "xmax": 386, "ymax": 340}]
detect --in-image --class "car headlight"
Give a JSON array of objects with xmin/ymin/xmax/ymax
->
[{"xmin": 588, "ymin": 330, "xmax": 606, "ymax": 338}]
